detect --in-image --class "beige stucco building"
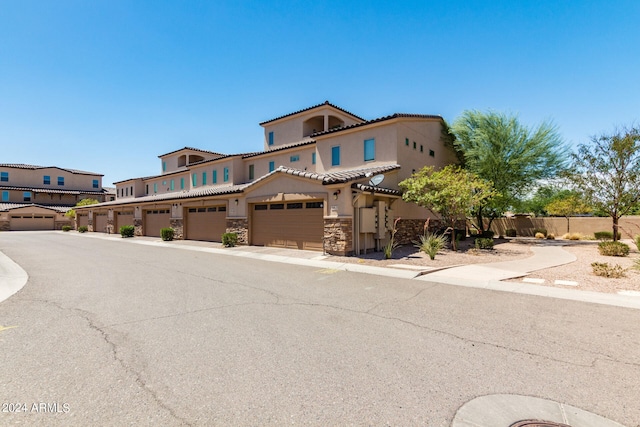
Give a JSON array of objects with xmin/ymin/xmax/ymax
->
[
  {"xmin": 76, "ymin": 102, "xmax": 459, "ymax": 255},
  {"xmin": 0, "ymin": 164, "xmax": 114, "ymax": 231}
]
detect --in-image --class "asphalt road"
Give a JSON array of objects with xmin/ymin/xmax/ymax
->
[{"xmin": 1, "ymin": 232, "xmax": 639, "ymax": 426}]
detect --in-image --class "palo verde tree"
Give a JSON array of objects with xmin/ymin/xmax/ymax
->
[
  {"xmin": 569, "ymin": 125, "xmax": 640, "ymax": 242},
  {"xmin": 450, "ymin": 110, "xmax": 567, "ymax": 233},
  {"xmin": 399, "ymin": 165, "xmax": 497, "ymax": 251},
  {"xmin": 545, "ymin": 194, "xmax": 591, "ymax": 233},
  {"xmin": 65, "ymin": 198, "xmax": 100, "ymax": 219}
]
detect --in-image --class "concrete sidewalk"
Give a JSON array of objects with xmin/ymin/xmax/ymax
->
[{"xmin": 67, "ymin": 231, "xmax": 640, "ymax": 310}]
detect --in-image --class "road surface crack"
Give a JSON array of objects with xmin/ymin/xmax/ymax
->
[
  {"xmin": 281, "ymin": 300, "xmax": 635, "ymax": 369},
  {"xmin": 24, "ymin": 298, "xmax": 194, "ymax": 426}
]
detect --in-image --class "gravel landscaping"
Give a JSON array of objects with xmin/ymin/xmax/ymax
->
[{"xmin": 330, "ymin": 237, "xmax": 640, "ymax": 294}]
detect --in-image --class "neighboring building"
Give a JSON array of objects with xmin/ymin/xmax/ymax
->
[
  {"xmin": 76, "ymin": 101, "xmax": 459, "ymax": 255},
  {"xmin": 0, "ymin": 164, "xmax": 113, "ymax": 231}
]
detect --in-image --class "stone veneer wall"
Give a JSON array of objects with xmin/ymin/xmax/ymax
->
[
  {"xmin": 324, "ymin": 218, "xmax": 353, "ymax": 256},
  {"xmin": 0, "ymin": 220, "xmax": 9, "ymax": 231},
  {"xmin": 394, "ymin": 219, "xmax": 427, "ymax": 245},
  {"xmin": 134, "ymin": 218, "xmax": 143, "ymax": 236},
  {"xmin": 88, "ymin": 217, "xmax": 94, "ymax": 232},
  {"xmin": 106, "ymin": 219, "xmax": 115, "ymax": 235},
  {"xmin": 54, "ymin": 221, "xmax": 73, "ymax": 230},
  {"xmin": 226, "ymin": 218, "xmax": 248, "ymax": 245},
  {"xmin": 170, "ymin": 218, "xmax": 184, "ymax": 240},
  {"xmin": 395, "ymin": 218, "xmax": 468, "ymax": 245}
]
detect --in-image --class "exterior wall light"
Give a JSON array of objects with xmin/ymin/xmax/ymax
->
[
  {"xmin": 333, "ymin": 190, "xmax": 341, "ymax": 200},
  {"xmin": 234, "ymin": 199, "xmax": 239, "ymax": 206}
]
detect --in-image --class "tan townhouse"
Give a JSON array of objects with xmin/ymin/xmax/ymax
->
[
  {"xmin": 0, "ymin": 164, "xmax": 114, "ymax": 231},
  {"xmin": 76, "ymin": 101, "xmax": 459, "ymax": 255}
]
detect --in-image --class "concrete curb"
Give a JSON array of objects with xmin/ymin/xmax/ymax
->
[
  {"xmin": 52, "ymin": 232, "xmax": 640, "ymax": 310},
  {"xmin": 452, "ymin": 394, "xmax": 627, "ymax": 427},
  {"xmin": 0, "ymin": 250, "xmax": 29, "ymax": 304}
]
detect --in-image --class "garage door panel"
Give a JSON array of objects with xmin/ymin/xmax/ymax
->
[
  {"xmin": 78, "ymin": 214, "xmax": 89, "ymax": 228},
  {"xmin": 252, "ymin": 201, "xmax": 323, "ymax": 251},
  {"xmin": 115, "ymin": 211, "xmax": 134, "ymax": 231},
  {"xmin": 10, "ymin": 215, "xmax": 55, "ymax": 231},
  {"xmin": 94, "ymin": 213, "xmax": 108, "ymax": 233},
  {"xmin": 186, "ymin": 206, "xmax": 227, "ymax": 242},
  {"xmin": 144, "ymin": 209, "xmax": 171, "ymax": 237}
]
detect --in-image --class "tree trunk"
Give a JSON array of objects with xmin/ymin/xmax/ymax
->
[
  {"xmin": 566, "ymin": 216, "xmax": 570, "ymax": 233},
  {"xmin": 613, "ymin": 216, "xmax": 619, "ymax": 242},
  {"xmin": 475, "ymin": 207, "xmax": 485, "ymax": 233},
  {"xmin": 450, "ymin": 222, "xmax": 458, "ymax": 251}
]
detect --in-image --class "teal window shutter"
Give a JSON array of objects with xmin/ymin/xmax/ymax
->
[
  {"xmin": 364, "ymin": 139, "xmax": 375, "ymax": 161},
  {"xmin": 331, "ymin": 146, "xmax": 340, "ymax": 166}
]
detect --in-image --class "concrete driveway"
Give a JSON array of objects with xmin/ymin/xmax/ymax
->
[{"xmin": 1, "ymin": 232, "xmax": 638, "ymax": 426}]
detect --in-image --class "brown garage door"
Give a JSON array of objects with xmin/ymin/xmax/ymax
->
[
  {"xmin": 144, "ymin": 209, "xmax": 171, "ymax": 237},
  {"xmin": 186, "ymin": 206, "xmax": 227, "ymax": 242},
  {"xmin": 252, "ymin": 201, "xmax": 324, "ymax": 251},
  {"xmin": 115, "ymin": 211, "xmax": 134, "ymax": 232},
  {"xmin": 94, "ymin": 212, "xmax": 109, "ymax": 233},
  {"xmin": 78, "ymin": 214, "xmax": 89, "ymax": 228},
  {"xmin": 10, "ymin": 214, "xmax": 55, "ymax": 231}
]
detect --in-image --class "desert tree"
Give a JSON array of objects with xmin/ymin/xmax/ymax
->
[
  {"xmin": 544, "ymin": 194, "xmax": 591, "ymax": 233},
  {"xmin": 569, "ymin": 125, "xmax": 640, "ymax": 241},
  {"xmin": 399, "ymin": 165, "xmax": 497, "ymax": 250},
  {"xmin": 451, "ymin": 110, "xmax": 568, "ymax": 233}
]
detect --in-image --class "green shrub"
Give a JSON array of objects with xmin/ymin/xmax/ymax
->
[
  {"xmin": 160, "ymin": 228, "xmax": 174, "ymax": 241},
  {"xmin": 591, "ymin": 262, "xmax": 626, "ymax": 278},
  {"xmin": 62, "ymin": 225, "xmax": 72, "ymax": 232},
  {"xmin": 222, "ymin": 232, "xmax": 238, "ymax": 247},
  {"xmin": 414, "ymin": 232, "xmax": 448, "ymax": 260},
  {"xmin": 535, "ymin": 232, "xmax": 545, "ymax": 239},
  {"xmin": 475, "ymin": 237, "xmax": 494, "ymax": 250},
  {"xmin": 481, "ymin": 230, "xmax": 494, "ymax": 238},
  {"xmin": 634, "ymin": 235, "xmax": 640, "ymax": 251},
  {"xmin": 533, "ymin": 228, "xmax": 547, "ymax": 237},
  {"xmin": 120, "ymin": 225, "xmax": 135, "ymax": 238},
  {"xmin": 594, "ymin": 231, "xmax": 621, "ymax": 240},
  {"xmin": 546, "ymin": 233, "xmax": 555, "ymax": 240},
  {"xmin": 598, "ymin": 241, "xmax": 629, "ymax": 257},
  {"xmin": 505, "ymin": 228, "xmax": 517, "ymax": 237},
  {"xmin": 78, "ymin": 226, "xmax": 88, "ymax": 233},
  {"xmin": 453, "ymin": 229, "xmax": 466, "ymax": 241}
]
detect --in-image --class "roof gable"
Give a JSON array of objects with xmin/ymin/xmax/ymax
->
[
  {"xmin": 311, "ymin": 113, "xmax": 443, "ymax": 138},
  {"xmin": 259, "ymin": 101, "xmax": 365, "ymax": 126},
  {"xmin": 0, "ymin": 164, "xmax": 102, "ymax": 176}
]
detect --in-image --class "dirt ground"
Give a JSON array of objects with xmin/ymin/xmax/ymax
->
[{"xmin": 329, "ymin": 237, "xmax": 640, "ymax": 294}]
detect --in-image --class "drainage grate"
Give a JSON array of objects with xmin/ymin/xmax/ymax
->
[{"xmin": 510, "ymin": 421, "xmax": 572, "ymax": 427}]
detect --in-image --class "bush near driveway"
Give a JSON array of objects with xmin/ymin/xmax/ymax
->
[{"xmin": 598, "ymin": 241, "xmax": 630, "ymax": 257}]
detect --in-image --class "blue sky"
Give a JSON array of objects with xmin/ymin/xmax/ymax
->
[{"xmin": 1, "ymin": 1, "xmax": 639, "ymax": 186}]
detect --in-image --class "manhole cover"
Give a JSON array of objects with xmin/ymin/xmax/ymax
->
[{"xmin": 510, "ymin": 421, "xmax": 572, "ymax": 427}]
